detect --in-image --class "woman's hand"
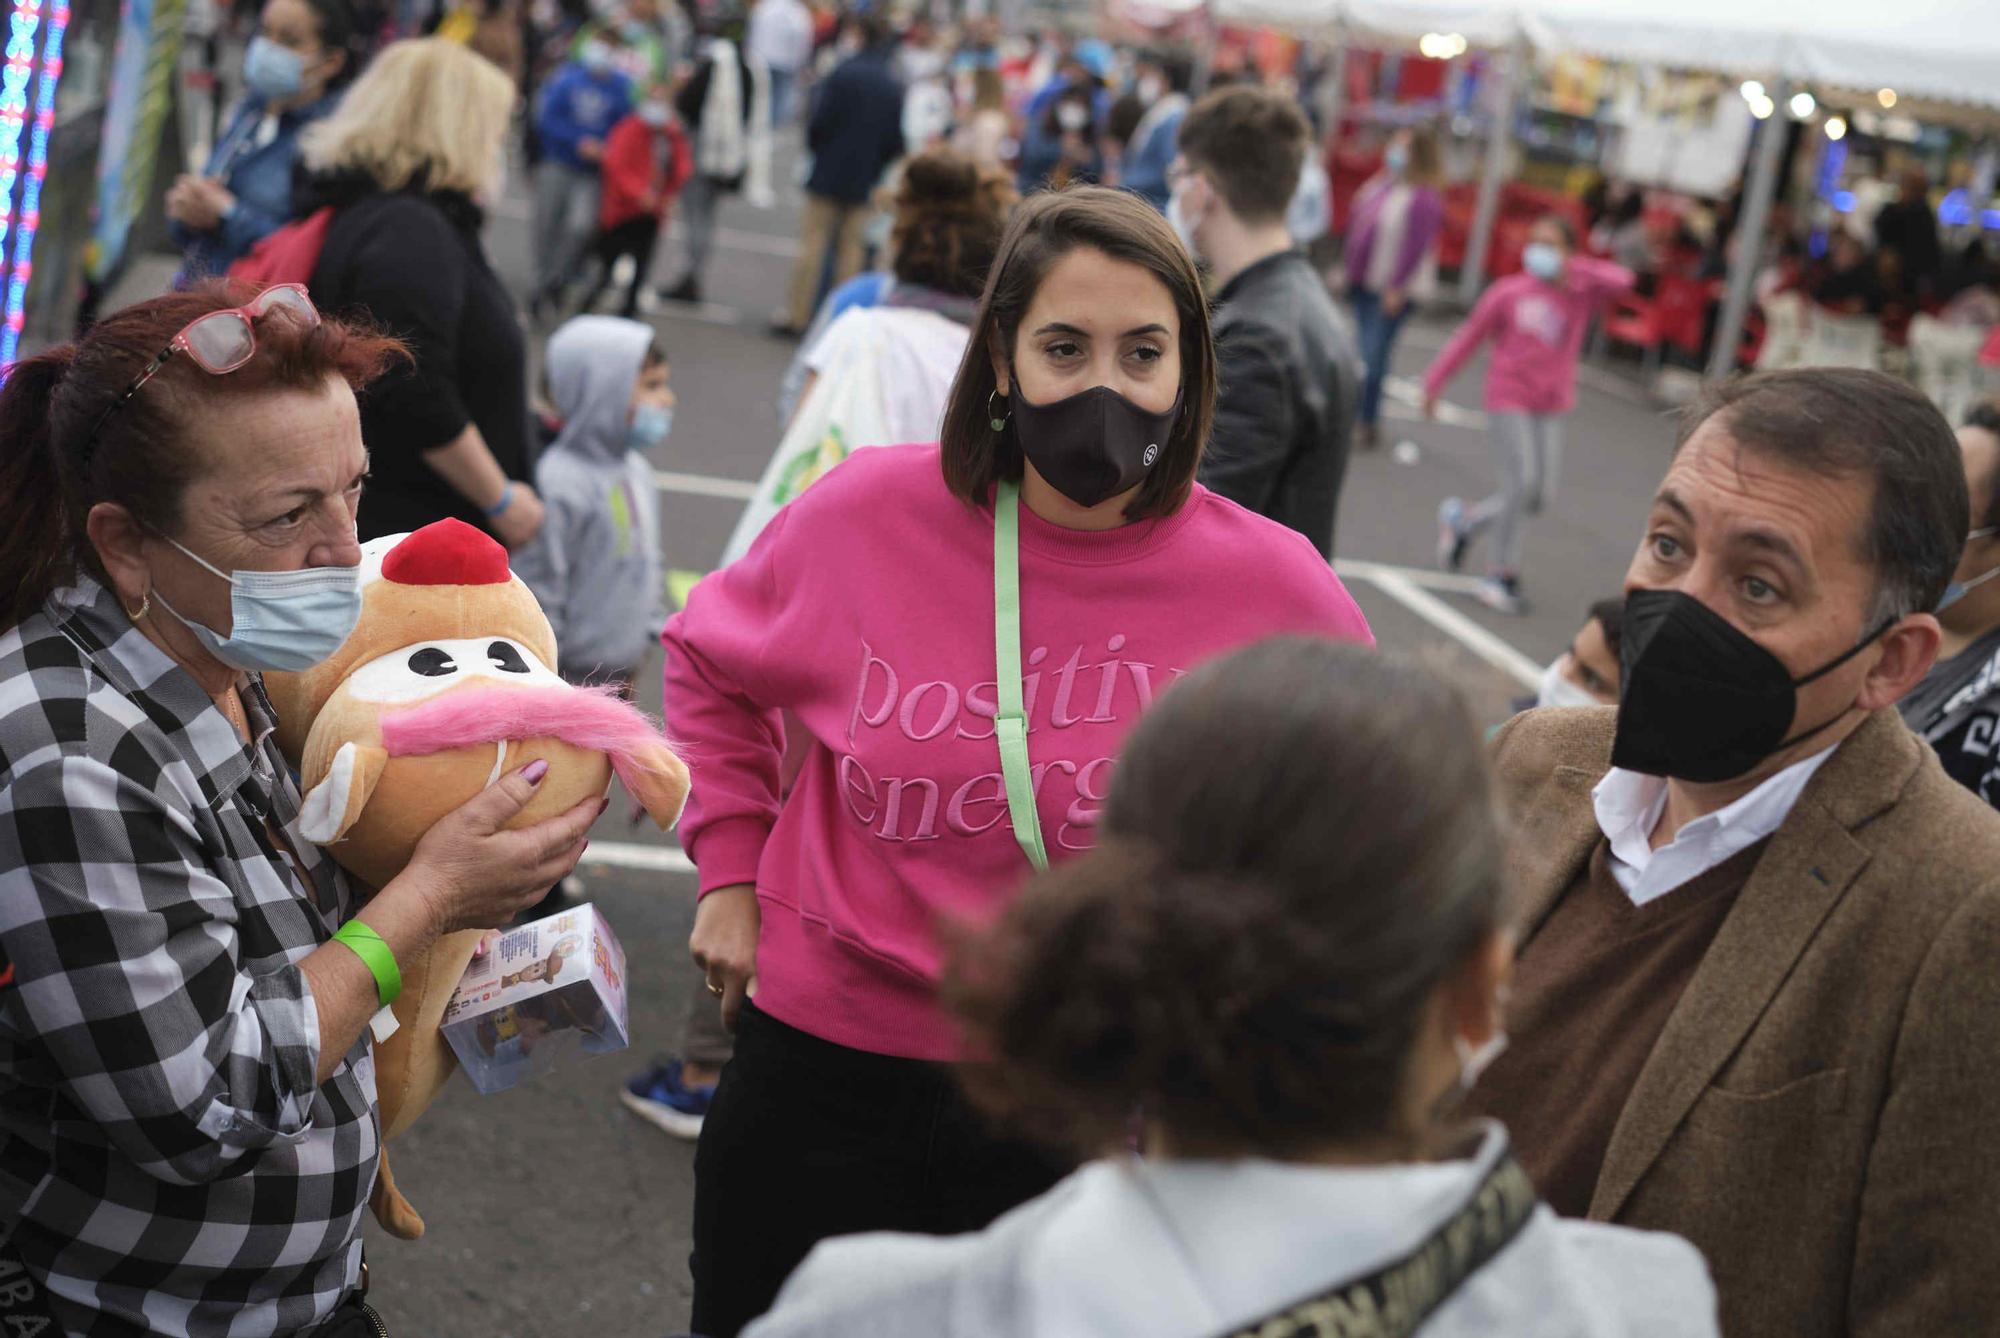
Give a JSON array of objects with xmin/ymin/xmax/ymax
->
[
  {"xmin": 492, "ymin": 482, "xmax": 547, "ymax": 549},
  {"xmin": 402, "ymin": 762, "xmax": 601, "ymax": 935},
  {"xmin": 1383, "ymin": 288, "xmax": 1409, "ymax": 317},
  {"xmin": 166, "ymin": 176, "xmax": 234, "ymax": 231},
  {"xmin": 690, "ymin": 884, "xmax": 759, "ymax": 1032}
]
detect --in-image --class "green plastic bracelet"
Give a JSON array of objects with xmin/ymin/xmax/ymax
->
[{"xmin": 332, "ymin": 921, "xmax": 402, "ymax": 1009}]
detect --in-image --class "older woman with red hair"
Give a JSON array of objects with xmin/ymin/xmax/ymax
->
[{"xmin": 0, "ymin": 284, "xmax": 601, "ymax": 1334}]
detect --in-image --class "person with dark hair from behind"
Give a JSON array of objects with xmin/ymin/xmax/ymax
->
[
  {"xmin": 1524, "ymin": 596, "xmax": 1625, "ymax": 712},
  {"xmin": 1900, "ymin": 400, "xmax": 2000, "ymax": 806},
  {"xmin": 1173, "ymin": 85, "xmax": 1361, "ymax": 559},
  {"xmin": 745, "ymin": 640, "xmax": 1720, "ymax": 1337},
  {"xmin": 1471, "ymin": 368, "xmax": 2000, "ymax": 1335}
]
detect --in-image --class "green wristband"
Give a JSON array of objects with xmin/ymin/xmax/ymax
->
[{"xmin": 332, "ymin": 921, "xmax": 401, "ymax": 1009}]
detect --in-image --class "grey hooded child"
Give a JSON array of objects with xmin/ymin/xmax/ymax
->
[{"xmin": 513, "ymin": 316, "xmax": 668, "ymax": 683}]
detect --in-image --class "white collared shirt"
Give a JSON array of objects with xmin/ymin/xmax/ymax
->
[{"xmin": 1591, "ymin": 746, "xmax": 1837, "ymax": 906}]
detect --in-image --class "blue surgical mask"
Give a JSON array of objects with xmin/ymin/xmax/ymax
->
[
  {"xmin": 243, "ymin": 35, "xmax": 306, "ymax": 101},
  {"xmin": 152, "ymin": 537, "xmax": 363, "ymax": 673},
  {"xmin": 581, "ymin": 39, "xmax": 614, "ymax": 72},
  {"xmin": 1523, "ymin": 242, "xmax": 1565, "ymax": 282},
  {"xmin": 1385, "ymin": 144, "xmax": 1410, "ymax": 174},
  {"xmin": 630, "ymin": 402, "xmax": 674, "ymax": 448},
  {"xmin": 1938, "ymin": 526, "xmax": 2000, "ymax": 613}
]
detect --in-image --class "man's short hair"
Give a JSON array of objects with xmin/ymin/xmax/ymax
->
[
  {"xmin": 1966, "ymin": 398, "xmax": 2000, "ymax": 533},
  {"xmin": 1678, "ymin": 369, "xmax": 1968, "ymax": 624},
  {"xmin": 1588, "ymin": 596, "xmax": 1626, "ymax": 664},
  {"xmin": 1177, "ymin": 86, "xmax": 1309, "ymax": 225}
]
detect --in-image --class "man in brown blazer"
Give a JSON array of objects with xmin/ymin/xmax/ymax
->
[{"xmin": 1470, "ymin": 367, "xmax": 2000, "ymax": 1336}]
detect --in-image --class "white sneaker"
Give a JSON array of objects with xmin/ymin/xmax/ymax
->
[{"xmin": 1476, "ymin": 575, "xmax": 1525, "ymax": 615}]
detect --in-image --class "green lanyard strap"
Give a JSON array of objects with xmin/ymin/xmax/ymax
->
[{"xmin": 993, "ymin": 480, "xmax": 1051, "ymax": 873}]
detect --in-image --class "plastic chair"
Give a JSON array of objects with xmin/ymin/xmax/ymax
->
[
  {"xmin": 1802, "ymin": 308, "xmax": 1883, "ymax": 371},
  {"xmin": 1601, "ymin": 291, "xmax": 1668, "ymax": 375},
  {"xmin": 1908, "ymin": 315, "xmax": 1992, "ymax": 425},
  {"xmin": 1755, "ymin": 292, "xmax": 1810, "ymax": 371}
]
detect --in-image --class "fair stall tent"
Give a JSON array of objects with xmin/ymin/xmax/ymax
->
[
  {"xmin": 1187, "ymin": 0, "xmax": 2000, "ymax": 110},
  {"xmin": 1173, "ymin": 0, "xmax": 2000, "ymax": 375}
]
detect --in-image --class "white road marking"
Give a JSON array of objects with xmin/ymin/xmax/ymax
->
[
  {"xmin": 1336, "ymin": 558, "xmax": 1491, "ymax": 598},
  {"xmin": 1344, "ymin": 563, "xmax": 1543, "ymax": 689},
  {"xmin": 643, "ymin": 469, "xmax": 1543, "ymax": 689},
  {"xmin": 1383, "ymin": 375, "xmax": 1486, "ymax": 429},
  {"xmin": 654, "ymin": 470, "xmax": 759, "ymax": 500},
  {"xmin": 649, "ymin": 299, "xmax": 751, "ymax": 326},
  {"xmin": 579, "ymin": 839, "xmax": 696, "ymax": 874}
]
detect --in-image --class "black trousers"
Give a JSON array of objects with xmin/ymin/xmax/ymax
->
[
  {"xmin": 580, "ymin": 216, "xmax": 663, "ymax": 319},
  {"xmin": 688, "ymin": 1000, "xmax": 1069, "ymax": 1337}
]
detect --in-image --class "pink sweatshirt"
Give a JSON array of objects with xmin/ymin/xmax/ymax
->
[
  {"xmin": 662, "ymin": 443, "xmax": 1373, "ymax": 1060},
  {"xmin": 1422, "ymin": 256, "xmax": 1634, "ymax": 416}
]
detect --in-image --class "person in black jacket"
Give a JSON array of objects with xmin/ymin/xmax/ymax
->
[
  {"xmin": 297, "ymin": 37, "xmax": 546, "ymax": 546},
  {"xmin": 773, "ymin": 14, "xmax": 904, "ymax": 335},
  {"xmin": 1172, "ymin": 86, "xmax": 1360, "ymax": 558}
]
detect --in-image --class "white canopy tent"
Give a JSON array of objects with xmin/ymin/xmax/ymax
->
[
  {"xmin": 1159, "ymin": 0, "xmax": 2000, "ymax": 376},
  {"xmin": 1190, "ymin": 0, "xmax": 2000, "ymax": 110}
]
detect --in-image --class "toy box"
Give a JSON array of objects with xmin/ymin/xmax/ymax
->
[{"xmin": 441, "ymin": 903, "xmax": 630, "ymax": 1095}]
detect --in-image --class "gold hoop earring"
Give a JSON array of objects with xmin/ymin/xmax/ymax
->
[
  {"xmin": 987, "ymin": 389, "xmax": 1010, "ymax": 433},
  {"xmin": 124, "ymin": 590, "xmax": 151, "ymax": 622}
]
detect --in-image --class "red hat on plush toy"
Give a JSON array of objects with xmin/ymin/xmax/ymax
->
[{"xmin": 268, "ymin": 521, "xmax": 559, "ymax": 760}]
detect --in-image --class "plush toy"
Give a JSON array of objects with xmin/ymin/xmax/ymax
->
[{"xmin": 265, "ymin": 519, "xmax": 689, "ymax": 1239}]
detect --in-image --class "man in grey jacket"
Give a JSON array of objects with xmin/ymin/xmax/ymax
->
[
  {"xmin": 511, "ymin": 315, "xmax": 673, "ymax": 687},
  {"xmin": 1175, "ymin": 86, "xmax": 1360, "ymax": 559}
]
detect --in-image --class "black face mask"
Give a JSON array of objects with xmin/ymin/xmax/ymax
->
[
  {"xmin": 1010, "ymin": 382, "xmax": 1180, "ymax": 509},
  {"xmin": 1611, "ymin": 588, "xmax": 1891, "ymax": 784}
]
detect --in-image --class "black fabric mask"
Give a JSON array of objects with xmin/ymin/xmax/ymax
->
[
  {"xmin": 1010, "ymin": 382, "xmax": 1180, "ymax": 509},
  {"xmin": 1611, "ymin": 588, "xmax": 1890, "ymax": 783}
]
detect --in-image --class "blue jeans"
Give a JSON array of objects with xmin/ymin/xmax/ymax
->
[{"xmin": 1350, "ymin": 287, "xmax": 1409, "ymax": 428}]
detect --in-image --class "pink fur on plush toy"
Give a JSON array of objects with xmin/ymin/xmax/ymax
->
[{"xmin": 380, "ymin": 683, "xmax": 680, "ymax": 798}]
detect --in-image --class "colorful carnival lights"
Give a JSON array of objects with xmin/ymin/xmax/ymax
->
[{"xmin": 0, "ymin": 0, "xmax": 66, "ymax": 370}]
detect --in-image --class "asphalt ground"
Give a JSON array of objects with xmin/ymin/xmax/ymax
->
[{"xmin": 97, "ymin": 127, "xmax": 1693, "ymax": 1337}]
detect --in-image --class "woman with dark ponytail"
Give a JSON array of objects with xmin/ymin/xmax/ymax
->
[
  {"xmin": 0, "ymin": 283, "xmax": 606, "ymax": 1334},
  {"xmin": 747, "ymin": 640, "xmax": 1721, "ymax": 1338}
]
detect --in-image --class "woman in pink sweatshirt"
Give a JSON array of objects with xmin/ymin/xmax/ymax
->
[
  {"xmin": 1423, "ymin": 216, "xmax": 1634, "ymax": 613},
  {"xmin": 666, "ymin": 186, "xmax": 1373, "ymax": 1336}
]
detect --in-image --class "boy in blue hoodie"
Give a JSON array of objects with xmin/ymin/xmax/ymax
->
[
  {"xmin": 512, "ymin": 316, "xmax": 673, "ymax": 688},
  {"xmin": 532, "ymin": 34, "xmax": 635, "ymax": 318}
]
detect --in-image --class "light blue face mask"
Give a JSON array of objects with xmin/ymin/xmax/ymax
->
[
  {"xmin": 151, "ymin": 537, "xmax": 363, "ymax": 673},
  {"xmin": 630, "ymin": 402, "xmax": 674, "ymax": 449},
  {"xmin": 1937, "ymin": 526, "xmax": 2000, "ymax": 613},
  {"xmin": 1523, "ymin": 242, "xmax": 1565, "ymax": 282},
  {"xmin": 243, "ymin": 35, "xmax": 306, "ymax": 101}
]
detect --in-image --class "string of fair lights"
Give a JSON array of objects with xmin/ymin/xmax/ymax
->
[{"xmin": 0, "ymin": 0, "xmax": 65, "ymax": 372}]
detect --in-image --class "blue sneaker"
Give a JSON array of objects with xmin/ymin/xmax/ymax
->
[{"xmin": 620, "ymin": 1060, "xmax": 716, "ymax": 1140}]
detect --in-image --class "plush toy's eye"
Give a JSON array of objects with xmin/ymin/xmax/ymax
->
[
  {"xmin": 408, "ymin": 647, "xmax": 458, "ymax": 677},
  {"xmin": 487, "ymin": 641, "xmax": 531, "ymax": 674}
]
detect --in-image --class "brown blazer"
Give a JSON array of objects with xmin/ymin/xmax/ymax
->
[{"xmin": 1492, "ymin": 705, "xmax": 2000, "ymax": 1338}]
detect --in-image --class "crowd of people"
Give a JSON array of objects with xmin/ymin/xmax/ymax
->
[{"xmin": 4, "ymin": 2, "xmax": 2000, "ymax": 1336}]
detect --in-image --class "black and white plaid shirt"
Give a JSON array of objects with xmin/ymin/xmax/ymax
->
[{"xmin": 0, "ymin": 577, "xmax": 378, "ymax": 1337}]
